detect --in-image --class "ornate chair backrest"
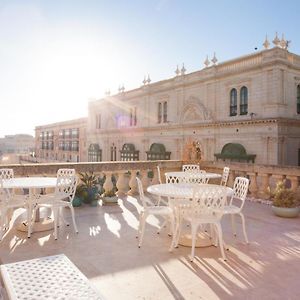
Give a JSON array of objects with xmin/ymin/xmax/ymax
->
[
  {"xmin": 0, "ymin": 169, "xmax": 14, "ymax": 180},
  {"xmin": 182, "ymin": 164, "xmax": 200, "ymax": 172},
  {"xmin": 55, "ymin": 169, "xmax": 77, "ymax": 202},
  {"xmin": 184, "ymin": 171, "xmax": 209, "ymax": 184},
  {"xmin": 231, "ymin": 177, "xmax": 249, "ymax": 208},
  {"xmin": 220, "ymin": 167, "xmax": 230, "ymax": 186},
  {"xmin": 157, "ymin": 165, "xmax": 162, "ymax": 184},
  {"xmin": 179, "ymin": 185, "xmax": 227, "ymax": 220},
  {"xmin": 165, "ymin": 174, "xmax": 180, "ymax": 184}
]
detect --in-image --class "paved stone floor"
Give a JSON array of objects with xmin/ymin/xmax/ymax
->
[{"xmin": 0, "ymin": 195, "xmax": 300, "ymax": 300}]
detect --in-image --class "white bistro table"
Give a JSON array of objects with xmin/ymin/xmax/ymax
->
[
  {"xmin": 2, "ymin": 177, "xmax": 57, "ymax": 232},
  {"xmin": 165, "ymin": 171, "xmax": 222, "ymax": 182},
  {"xmin": 0, "ymin": 254, "xmax": 105, "ymax": 300},
  {"xmin": 147, "ymin": 183, "xmax": 233, "ymax": 247}
]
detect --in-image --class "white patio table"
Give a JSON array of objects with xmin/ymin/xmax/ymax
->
[
  {"xmin": 147, "ymin": 183, "xmax": 233, "ymax": 247},
  {"xmin": 2, "ymin": 177, "xmax": 57, "ymax": 233},
  {"xmin": 165, "ymin": 171, "xmax": 221, "ymax": 182},
  {"xmin": 0, "ymin": 254, "xmax": 105, "ymax": 300}
]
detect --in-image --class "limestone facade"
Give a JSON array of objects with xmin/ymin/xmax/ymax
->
[
  {"xmin": 35, "ymin": 118, "xmax": 87, "ymax": 162},
  {"xmin": 87, "ymin": 46, "xmax": 300, "ymax": 166}
]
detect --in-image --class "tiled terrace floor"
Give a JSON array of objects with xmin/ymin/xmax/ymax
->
[{"xmin": 0, "ymin": 195, "xmax": 300, "ymax": 300}]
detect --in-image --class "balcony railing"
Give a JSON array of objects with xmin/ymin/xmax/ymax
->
[{"xmin": 7, "ymin": 159, "xmax": 300, "ymax": 198}]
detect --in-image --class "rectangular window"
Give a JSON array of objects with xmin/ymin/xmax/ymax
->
[
  {"xmin": 158, "ymin": 102, "xmax": 162, "ymax": 123},
  {"xmin": 71, "ymin": 128, "xmax": 79, "ymax": 138},
  {"xmin": 297, "ymin": 85, "xmax": 300, "ymax": 114},
  {"xmin": 129, "ymin": 109, "xmax": 133, "ymax": 126},
  {"xmin": 96, "ymin": 114, "xmax": 101, "ymax": 129},
  {"xmin": 163, "ymin": 101, "xmax": 168, "ymax": 123},
  {"xmin": 134, "ymin": 107, "xmax": 137, "ymax": 126}
]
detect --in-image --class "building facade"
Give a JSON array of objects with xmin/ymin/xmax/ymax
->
[
  {"xmin": 87, "ymin": 45, "xmax": 300, "ymax": 166},
  {"xmin": 0, "ymin": 134, "xmax": 34, "ymax": 154},
  {"xmin": 35, "ymin": 118, "xmax": 87, "ymax": 162}
]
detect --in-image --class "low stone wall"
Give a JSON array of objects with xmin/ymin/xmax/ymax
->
[{"xmin": 1, "ymin": 160, "xmax": 299, "ymax": 198}]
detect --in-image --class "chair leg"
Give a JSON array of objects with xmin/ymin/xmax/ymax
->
[
  {"xmin": 138, "ymin": 214, "xmax": 146, "ymax": 248},
  {"xmin": 53, "ymin": 207, "xmax": 59, "ymax": 240},
  {"xmin": 239, "ymin": 213, "xmax": 249, "ymax": 244},
  {"xmin": 215, "ymin": 222, "xmax": 226, "ymax": 261},
  {"xmin": 174, "ymin": 216, "xmax": 183, "ymax": 248},
  {"xmin": 190, "ymin": 223, "xmax": 199, "ymax": 262},
  {"xmin": 27, "ymin": 205, "xmax": 34, "ymax": 238},
  {"xmin": 60, "ymin": 207, "xmax": 70, "ymax": 226},
  {"xmin": 0, "ymin": 209, "xmax": 7, "ymax": 241},
  {"xmin": 157, "ymin": 219, "xmax": 167, "ymax": 234},
  {"xmin": 231, "ymin": 214, "xmax": 237, "ymax": 236},
  {"xmin": 168, "ymin": 215, "xmax": 175, "ymax": 252},
  {"xmin": 69, "ymin": 205, "xmax": 78, "ymax": 233}
]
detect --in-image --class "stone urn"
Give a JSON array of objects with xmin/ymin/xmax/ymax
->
[{"xmin": 271, "ymin": 206, "xmax": 300, "ymax": 218}]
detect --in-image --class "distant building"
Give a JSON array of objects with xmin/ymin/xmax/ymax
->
[
  {"xmin": 0, "ymin": 134, "xmax": 34, "ymax": 154},
  {"xmin": 87, "ymin": 42, "xmax": 300, "ymax": 166},
  {"xmin": 35, "ymin": 118, "xmax": 87, "ymax": 162}
]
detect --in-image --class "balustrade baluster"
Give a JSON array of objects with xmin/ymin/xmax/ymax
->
[
  {"xmin": 141, "ymin": 170, "xmax": 149, "ymax": 191},
  {"xmin": 258, "ymin": 174, "xmax": 271, "ymax": 199},
  {"xmin": 116, "ymin": 171, "xmax": 129, "ymax": 196},
  {"xmin": 103, "ymin": 172, "xmax": 114, "ymax": 194},
  {"xmin": 286, "ymin": 175, "xmax": 299, "ymax": 191},
  {"xmin": 248, "ymin": 172, "xmax": 258, "ymax": 197},
  {"xmin": 128, "ymin": 170, "xmax": 138, "ymax": 195}
]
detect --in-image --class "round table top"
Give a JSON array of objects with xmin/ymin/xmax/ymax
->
[
  {"xmin": 165, "ymin": 171, "xmax": 222, "ymax": 179},
  {"xmin": 147, "ymin": 183, "xmax": 233, "ymax": 199},
  {"xmin": 2, "ymin": 177, "xmax": 57, "ymax": 189}
]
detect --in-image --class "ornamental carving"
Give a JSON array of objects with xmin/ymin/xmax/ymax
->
[{"xmin": 181, "ymin": 96, "xmax": 212, "ymax": 123}]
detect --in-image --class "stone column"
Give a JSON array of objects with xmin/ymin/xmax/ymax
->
[
  {"xmin": 286, "ymin": 175, "xmax": 299, "ymax": 191},
  {"xmin": 103, "ymin": 172, "xmax": 114, "ymax": 193},
  {"xmin": 227, "ymin": 170, "xmax": 235, "ymax": 187},
  {"xmin": 257, "ymin": 173, "xmax": 271, "ymax": 199},
  {"xmin": 128, "ymin": 171, "xmax": 138, "ymax": 195},
  {"xmin": 116, "ymin": 171, "xmax": 129, "ymax": 196},
  {"xmin": 141, "ymin": 170, "xmax": 149, "ymax": 191},
  {"xmin": 248, "ymin": 172, "xmax": 258, "ymax": 198}
]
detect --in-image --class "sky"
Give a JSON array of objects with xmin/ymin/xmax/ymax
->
[{"xmin": 1, "ymin": 0, "xmax": 300, "ymax": 137}]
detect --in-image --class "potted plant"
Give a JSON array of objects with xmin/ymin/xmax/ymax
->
[
  {"xmin": 271, "ymin": 181, "xmax": 300, "ymax": 218},
  {"xmin": 76, "ymin": 172, "xmax": 99, "ymax": 205},
  {"xmin": 101, "ymin": 189, "xmax": 118, "ymax": 205}
]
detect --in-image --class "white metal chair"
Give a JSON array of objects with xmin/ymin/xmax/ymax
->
[
  {"xmin": 32, "ymin": 169, "xmax": 78, "ymax": 240},
  {"xmin": 182, "ymin": 164, "xmax": 200, "ymax": 172},
  {"xmin": 223, "ymin": 177, "xmax": 249, "ymax": 243},
  {"xmin": 136, "ymin": 177, "xmax": 174, "ymax": 250},
  {"xmin": 220, "ymin": 167, "xmax": 230, "ymax": 186},
  {"xmin": 0, "ymin": 180, "xmax": 28, "ymax": 241},
  {"xmin": 156, "ymin": 165, "xmax": 168, "ymax": 206},
  {"xmin": 172, "ymin": 185, "xmax": 228, "ymax": 261}
]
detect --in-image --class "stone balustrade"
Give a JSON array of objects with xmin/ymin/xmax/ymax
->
[{"xmin": 1, "ymin": 160, "xmax": 300, "ymax": 198}]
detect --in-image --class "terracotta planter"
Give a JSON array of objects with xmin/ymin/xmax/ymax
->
[{"xmin": 272, "ymin": 206, "xmax": 300, "ymax": 218}]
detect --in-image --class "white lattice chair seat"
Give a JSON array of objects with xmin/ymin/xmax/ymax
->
[
  {"xmin": 223, "ymin": 205, "xmax": 240, "ymax": 214},
  {"xmin": 0, "ymin": 254, "xmax": 104, "ymax": 300}
]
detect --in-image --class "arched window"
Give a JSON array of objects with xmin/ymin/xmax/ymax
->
[
  {"xmin": 229, "ymin": 89, "xmax": 237, "ymax": 116},
  {"xmin": 297, "ymin": 84, "xmax": 300, "ymax": 114},
  {"xmin": 88, "ymin": 144, "xmax": 102, "ymax": 162},
  {"xmin": 110, "ymin": 143, "xmax": 117, "ymax": 161},
  {"xmin": 240, "ymin": 86, "xmax": 248, "ymax": 115}
]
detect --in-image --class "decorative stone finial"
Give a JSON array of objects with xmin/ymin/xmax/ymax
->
[
  {"xmin": 211, "ymin": 52, "xmax": 218, "ymax": 65},
  {"xmin": 204, "ymin": 55, "xmax": 210, "ymax": 67},
  {"xmin": 181, "ymin": 63, "xmax": 186, "ymax": 75},
  {"xmin": 147, "ymin": 74, "xmax": 151, "ymax": 84},
  {"xmin": 175, "ymin": 65, "xmax": 180, "ymax": 76},
  {"xmin": 272, "ymin": 32, "xmax": 280, "ymax": 47},
  {"xmin": 280, "ymin": 34, "xmax": 287, "ymax": 49},
  {"xmin": 263, "ymin": 35, "xmax": 270, "ymax": 49},
  {"xmin": 142, "ymin": 76, "xmax": 147, "ymax": 85}
]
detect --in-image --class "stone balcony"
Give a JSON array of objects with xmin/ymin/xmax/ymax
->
[
  {"xmin": 9, "ymin": 158, "xmax": 300, "ymax": 198},
  {"xmin": 0, "ymin": 178, "xmax": 299, "ymax": 299}
]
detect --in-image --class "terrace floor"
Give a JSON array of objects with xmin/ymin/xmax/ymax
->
[{"xmin": 0, "ymin": 194, "xmax": 300, "ymax": 300}]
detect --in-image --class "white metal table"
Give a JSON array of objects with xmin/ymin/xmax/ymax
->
[
  {"xmin": 147, "ymin": 183, "xmax": 233, "ymax": 247},
  {"xmin": 0, "ymin": 254, "xmax": 105, "ymax": 300},
  {"xmin": 165, "ymin": 171, "xmax": 222, "ymax": 183},
  {"xmin": 2, "ymin": 177, "xmax": 57, "ymax": 233}
]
